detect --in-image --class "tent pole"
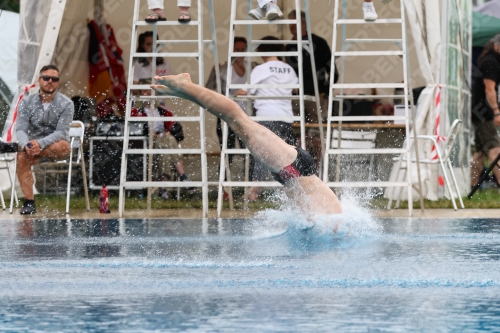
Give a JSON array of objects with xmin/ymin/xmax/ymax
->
[{"xmin": 30, "ymin": 0, "xmax": 67, "ymax": 85}]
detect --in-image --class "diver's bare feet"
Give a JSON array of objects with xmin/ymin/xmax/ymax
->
[{"xmin": 152, "ymin": 73, "xmax": 192, "ymax": 96}]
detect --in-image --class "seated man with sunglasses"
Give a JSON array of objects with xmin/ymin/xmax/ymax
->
[{"xmin": 14, "ymin": 65, "xmax": 74, "ymax": 215}]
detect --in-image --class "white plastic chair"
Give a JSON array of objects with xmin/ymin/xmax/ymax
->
[
  {"xmin": 10, "ymin": 121, "xmax": 90, "ymax": 214},
  {"xmin": 388, "ymin": 119, "xmax": 464, "ymax": 211},
  {"xmin": 331, "ymin": 129, "xmax": 377, "ymax": 148},
  {"xmin": 0, "ymin": 150, "xmax": 19, "ymax": 210}
]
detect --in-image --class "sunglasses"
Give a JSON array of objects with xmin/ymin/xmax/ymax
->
[{"xmin": 40, "ymin": 75, "xmax": 60, "ymax": 82}]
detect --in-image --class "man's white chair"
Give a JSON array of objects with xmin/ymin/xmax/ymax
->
[
  {"xmin": 388, "ymin": 119, "xmax": 464, "ymax": 211},
  {"xmin": 10, "ymin": 121, "xmax": 90, "ymax": 214},
  {"xmin": 0, "ymin": 151, "xmax": 18, "ymax": 210}
]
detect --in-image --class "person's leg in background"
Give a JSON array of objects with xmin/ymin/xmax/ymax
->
[
  {"xmin": 487, "ymin": 146, "xmax": 500, "ymax": 184},
  {"xmin": 470, "ymin": 152, "xmax": 485, "ymax": 187},
  {"xmin": 146, "ymin": 0, "xmax": 166, "ymax": 22},
  {"xmin": 471, "ymin": 122, "xmax": 486, "ymax": 187},
  {"xmin": 167, "ymin": 136, "xmax": 194, "ymax": 192},
  {"xmin": 154, "ymin": 135, "xmax": 173, "ymax": 199},
  {"xmin": 362, "ymin": 0, "xmax": 392, "ymax": 22},
  {"xmin": 249, "ymin": 0, "xmax": 283, "ymax": 21},
  {"xmin": 308, "ymin": 129, "xmax": 322, "ymax": 172},
  {"xmin": 155, "ymin": 134, "xmax": 193, "ymax": 199},
  {"xmin": 177, "ymin": 0, "xmax": 192, "ymax": 23},
  {"xmin": 16, "ymin": 140, "xmax": 70, "ymax": 215},
  {"xmin": 362, "ymin": 0, "xmax": 378, "ymax": 21},
  {"xmin": 292, "ymin": 99, "xmax": 323, "ymax": 173},
  {"xmin": 227, "ymin": 127, "xmax": 245, "ymax": 167},
  {"xmin": 216, "ymin": 117, "xmax": 223, "ymax": 151},
  {"xmin": 146, "ymin": 0, "xmax": 192, "ymax": 23},
  {"xmin": 471, "ymin": 121, "xmax": 500, "ymax": 188}
]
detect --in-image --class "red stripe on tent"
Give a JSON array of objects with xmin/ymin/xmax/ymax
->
[{"xmin": 6, "ymin": 85, "xmax": 35, "ymax": 142}]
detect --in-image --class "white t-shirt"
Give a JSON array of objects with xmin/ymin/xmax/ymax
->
[
  {"xmin": 246, "ymin": 60, "xmax": 298, "ymax": 123},
  {"xmin": 133, "ymin": 60, "xmax": 173, "ymax": 82},
  {"xmin": 230, "ymin": 66, "xmax": 249, "ymax": 113}
]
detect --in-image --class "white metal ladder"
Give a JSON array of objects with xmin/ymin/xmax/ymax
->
[
  {"xmin": 217, "ymin": 0, "xmax": 323, "ymax": 217},
  {"xmin": 118, "ymin": 0, "xmax": 220, "ymax": 218},
  {"xmin": 322, "ymin": 0, "xmax": 423, "ymax": 216}
]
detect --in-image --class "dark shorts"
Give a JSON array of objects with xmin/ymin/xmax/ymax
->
[
  {"xmin": 473, "ymin": 121, "xmax": 500, "ymax": 154},
  {"xmin": 271, "ymin": 147, "xmax": 316, "ymax": 185}
]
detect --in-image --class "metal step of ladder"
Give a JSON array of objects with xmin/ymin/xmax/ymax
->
[
  {"xmin": 118, "ymin": 0, "xmax": 220, "ymax": 217},
  {"xmin": 322, "ymin": 0, "xmax": 424, "ymax": 216},
  {"xmin": 216, "ymin": 0, "xmax": 323, "ymax": 217}
]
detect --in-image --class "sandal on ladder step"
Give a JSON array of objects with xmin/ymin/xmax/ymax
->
[
  {"xmin": 145, "ymin": 12, "xmax": 166, "ymax": 23},
  {"xmin": 178, "ymin": 12, "xmax": 191, "ymax": 23}
]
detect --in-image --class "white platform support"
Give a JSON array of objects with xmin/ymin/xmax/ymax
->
[
  {"xmin": 322, "ymin": 0, "xmax": 424, "ymax": 216},
  {"xmin": 118, "ymin": 0, "xmax": 220, "ymax": 217},
  {"xmin": 217, "ymin": 0, "xmax": 322, "ymax": 217}
]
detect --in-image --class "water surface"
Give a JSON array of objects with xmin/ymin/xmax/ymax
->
[{"xmin": 0, "ymin": 216, "xmax": 499, "ymax": 332}]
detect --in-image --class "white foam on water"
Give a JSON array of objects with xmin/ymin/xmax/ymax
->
[{"xmin": 249, "ymin": 191, "xmax": 382, "ymax": 240}]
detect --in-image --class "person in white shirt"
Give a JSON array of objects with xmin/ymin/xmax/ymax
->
[
  {"xmin": 151, "ymin": 73, "xmax": 342, "ymax": 218},
  {"xmin": 362, "ymin": 0, "xmax": 393, "ymax": 21},
  {"xmin": 133, "ymin": 31, "xmax": 173, "ymax": 86},
  {"xmin": 145, "ymin": 0, "xmax": 192, "ymax": 23},
  {"xmin": 235, "ymin": 36, "xmax": 299, "ymax": 201}
]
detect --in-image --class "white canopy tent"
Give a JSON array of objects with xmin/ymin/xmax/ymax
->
[
  {"xmin": 1, "ymin": 0, "xmax": 471, "ymax": 202},
  {"xmin": 384, "ymin": 0, "xmax": 471, "ymax": 201},
  {"xmin": 0, "ymin": 10, "xmax": 19, "ymax": 102}
]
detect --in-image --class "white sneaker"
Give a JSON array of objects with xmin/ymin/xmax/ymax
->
[
  {"xmin": 362, "ymin": 2, "xmax": 378, "ymax": 21},
  {"xmin": 248, "ymin": 6, "xmax": 265, "ymax": 20},
  {"xmin": 264, "ymin": 3, "xmax": 283, "ymax": 21},
  {"xmin": 249, "ymin": 3, "xmax": 283, "ymax": 21}
]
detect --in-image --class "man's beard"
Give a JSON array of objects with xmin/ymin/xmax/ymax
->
[{"xmin": 40, "ymin": 86, "xmax": 55, "ymax": 95}]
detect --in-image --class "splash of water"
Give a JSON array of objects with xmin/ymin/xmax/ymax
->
[{"xmin": 249, "ymin": 190, "xmax": 382, "ymax": 240}]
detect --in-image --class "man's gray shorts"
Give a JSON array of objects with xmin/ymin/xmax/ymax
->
[{"xmin": 473, "ymin": 120, "xmax": 500, "ymax": 154}]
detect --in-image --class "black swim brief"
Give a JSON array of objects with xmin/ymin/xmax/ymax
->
[{"xmin": 271, "ymin": 147, "xmax": 316, "ymax": 185}]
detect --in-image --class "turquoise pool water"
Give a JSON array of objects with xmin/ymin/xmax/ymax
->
[{"xmin": 0, "ymin": 214, "xmax": 499, "ymax": 331}]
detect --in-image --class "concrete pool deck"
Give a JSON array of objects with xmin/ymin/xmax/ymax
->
[{"xmin": 0, "ymin": 208, "xmax": 498, "ymax": 220}]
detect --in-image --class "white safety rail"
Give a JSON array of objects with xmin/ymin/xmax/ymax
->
[
  {"xmin": 217, "ymin": 0, "xmax": 322, "ymax": 217},
  {"xmin": 119, "ymin": 0, "xmax": 221, "ymax": 217},
  {"xmin": 322, "ymin": 0, "xmax": 424, "ymax": 216}
]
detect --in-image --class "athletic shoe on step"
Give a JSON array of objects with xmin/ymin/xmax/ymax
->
[
  {"xmin": 248, "ymin": 3, "xmax": 283, "ymax": 21},
  {"xmin": 248, "ymin": 6, "xmax": 265, "ymax": 20},
  {"xmin": 362, "ymin": 2, "xmax": 378, "ymax": 21},
  {"xmin": 0, "ymin": 141, "xmax": 18, "ymax": 153},
  {"xmin": 264, "ymin": 3, "xmax": 283, "ymax": 21}
]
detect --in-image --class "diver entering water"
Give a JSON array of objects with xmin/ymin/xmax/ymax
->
[{"xmin": 151, "ymin": 73, "xmax": 342, "ymax": 217}]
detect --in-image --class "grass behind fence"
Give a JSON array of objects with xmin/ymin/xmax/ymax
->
[{"xmin": 24, "ymin": 187, "xmax": 500, "ymax": 212}]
